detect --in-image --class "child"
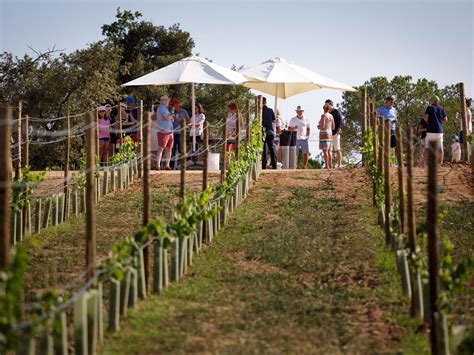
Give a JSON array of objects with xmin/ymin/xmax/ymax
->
[{"xmin": 451, "ymin": 135, "xmax": 461, "ymax": 163}]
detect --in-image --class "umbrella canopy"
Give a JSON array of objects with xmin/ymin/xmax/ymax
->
[
  {"xmin": 122, "ymin": 55, "xmax": 247, "ymax": 86},
  {"xmin": 122, "ymin": 55, "xmax": 247, "ymax": 151},
  {"xmin": 240, "ymin": 57, "xmax": 356, "ymax": 99}
]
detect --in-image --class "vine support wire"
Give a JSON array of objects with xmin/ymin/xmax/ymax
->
[
  {"xmin": 0, "ymin": 106, "xmax": 13, "ymax": 268},
  {"xmin": 25, "ymin": 114, "xmax": 29, "ymax": 167}
]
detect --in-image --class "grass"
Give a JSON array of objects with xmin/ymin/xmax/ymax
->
[{"xmin": 101, "ymin": 169, "xmax": 436, "ymax": 354}]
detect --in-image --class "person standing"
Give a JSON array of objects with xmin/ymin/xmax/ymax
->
[
  {"xmin": 105, "ymin": 104, "xmax": 118, "ymax": 156},
  {"xmin": 288, "ymin": 105, "xmax": 310, "ymax": 169},
  {"xmin": 188, "ymin": 103, "xmax": 205, "ymax": 165},
  {"xmin": 458, "ymin": 97, "xmax": 472, "ymax": 146},
  {"xmin": 225, "ymin": 102, "xmax": 243, "ymax": 155},
  {"xmin": 325, "ymin": 99, "xmax": 343, "ymax": 168},
  {"xmin": 156, "ymin": 95, "xmax": 174, "ymax": 170},
  {"xmin": 98, "ymin": 106, "xmax": 111, "ymax": 166},
  {"xmin": 378, "ymin": 95, "xmax": 398, "ymax": 148},
  {"xmin": 170, "ymin": 98, "xmax": 189, "ymax": 169},
  {"xmin": 424, "ymin": 95, "xmax": 447, "ymax": 164},
  {"xmin": 261, "ymin": 97, "xmax": 277, "ymax": 169},
  {"xmin": 450, "ymin": 135, "xmax": 461, "ymax": 163},
  {"xmin": 318, "ymin": 103, "xmax": 335, "ymax": 169}
]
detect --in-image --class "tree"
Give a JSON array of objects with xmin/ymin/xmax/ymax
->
[{"xmin": 339, "ymin": 76, "xmax": 464, "ymax": 160}]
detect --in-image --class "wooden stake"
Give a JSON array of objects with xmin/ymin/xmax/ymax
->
[
  {"xmin": 119, "ymin": 104, "xmax": 123, "ymax": 149},
  {"xmin": 221, "ymin": 116, "xmax": 227, "ymax": 183},
  {"xmin": 406, "ymin": 127, "xmax": 419, "ymax": 317},
  {"xmin": 15, "ymin": 101, "xmax": 22, "ymax": 179},
  {"xmin": 139, "ymin": 100, "xmax": 144, "ymax": 178},
  {"xmin": 371, "ymin": 114, "xmax": 377, "ymax": 206},
  {"xmin": 254, "ymin": 96, "xmax": 259, "ymax": 124},
  {"xmin": 85, "ymin": 111, "xmax": 97, "ymax": 281},
  {"xmin": 180, "ymin": 119, "xmax": 186, "ymax": 201},
  {"xmin": 235, "ymin": 104, "xmax": 240, "ymax": 160},
  {"xmin": 0, "ymin": 106, "xmax": 12, "ymax": 268},
  {"xmin": 395, "ymin": 125, "xmax": 406, "ymax": 235},
  {"xmin": 378, "ymin": 117, "xmax": 384, "ymax": 185},
  {"xmin": 246, "ymin": 99, "xmax": 251, "ymax": 142},
  {"xmin": 143, "ymin": 112, "xmax": 151, "ymax": 289},
  {"xmin": 96, "ymin": 108, "xmax": 99, "ymax": 158},
  {"xmin": 64, "ymin": 110, "xmax": 71, "ymax": 220},
  {"xmin": 202, "ymin": 120, "xmax": 209, "ymax": 191},
  {"xmin": 427, "ymin": 140, "xmax": 440, "ymax": 355},
  {"xmin": 383, "ymin": 119, "xmax": 391, "ymax": 245},
  {"xmin": 25, "ymin": 114, "xmax": 29, "ymax": 167},
  {"xmin": 361, "ymin": 89, "xmax": 368, "ymax": 166},
  {"xmin": 458, "ymin": 82, "xmax": 469, "ymax": 161}
]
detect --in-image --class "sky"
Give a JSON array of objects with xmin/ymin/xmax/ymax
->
[{"xmin": 1, "ymin": 0, "xmax": 473, "ymax": 157}]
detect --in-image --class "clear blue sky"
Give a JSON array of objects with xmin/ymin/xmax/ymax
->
[{"xmin": 1, "ymin": 0, "xmax": 473, "ymax": 156}]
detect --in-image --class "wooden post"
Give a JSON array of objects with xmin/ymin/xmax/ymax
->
[
  {"xmin": 361, "ymin": 88, "xmax": 367, "ymax": 166},
  {"xmin": 143, "ymin": 112, "xmax": 151, "ymax": 290},
  {"xmin": 235, "ymin": 104, "xmax": 240, "ymax": 160},
  {"xmin": 64, "ymin": 110, "xmax": 71, "ymax": 220},
  {"xmin": 395, "ymin": 125, "xmax": 406, "ymax": 235},
  {"xmin": 180, "ymin": 119, "xmax": 186, "ymax": 201},
  {"xmin": 254, "ymin": 96, "xmax": 259, "ymax": 124},
  {"xmin": 378, "ymin": 117, "xmax": 384, "ymax": 185},
  {"xmin": 96, "ymin": 108, "xmax": 100, "ymax": 158},
  {"xmin": 246, "ymin": 99, "xmax": 251, "ymax": 142},
  {"xmin": 427, "ymin": 140, "xmax": 440, "ymax": 355},
  {"xmin": 202, "ymin": 120, "xmax": 209, "ymax": 191},
  {"xmin": 221, "ymin": 116, "xmax": 227, "ymax": 183},
  {"xmin": 85, "ymin": 111, "xmax": 97, "ymax": 281},
  {"xmin": 119, "ymin": 104, "xmax": 123, "ymax": 149},
  {"xmin": 15, "ymin": 101, "xmax": 22, "ymax": 179},
  {"xmin": 406, "ymin": 127, "xmax": 420, "ymax": 318},
  {"xmin": 368, "ymin": 102, "xmax": 374, "ymax": 129},
  {"xmin": 458, "ymin": 82, "xmax": 469, "ymax": 161},
  {"xmin": 383, "ymin": 120, "xmax": 391, "ymax": 245},
  {"xmin": 0, "ymin": 106, "xmax": 12, "ymax": 268},
  {"xmin": 371, "ymin": 112, "xmax": 378, "ymax": 206},
  {"xmin": 139, "ymin": 100, "xmax": 144, "ymax": 178},
  {"xmin": 25, "ymin": 114, "xmax": 29, "ymax": 167}
]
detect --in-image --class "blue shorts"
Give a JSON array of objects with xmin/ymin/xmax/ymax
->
[{"xmin": 296, "ymin": 139, "xmax": 309, "ymax": 154}]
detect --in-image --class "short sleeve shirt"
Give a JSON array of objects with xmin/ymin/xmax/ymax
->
[
  {"xmin": 425, "ymin": 104, "xmax": 446, "ymax": 133},
  {"xmin": 172, "ymin": 109, "xmax": 189, "ymax": 132},
  {"xmin": 157, "ymin": 104, "xmax": 173, "ymax": 132},
  {"xmin": 331, "ymin": 108, "xmax": 342, "ymax": 135},
  {"xmin": 378, "ymin": 105, "xmax": 397, "ymax": 130},
  {"xmin": 289, "ymin": 116, "xmax": 309, "ymax": 140}
]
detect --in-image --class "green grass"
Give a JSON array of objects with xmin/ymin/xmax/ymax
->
[{"xmin": 101, "ymin": 170, "xmax": 437, "ymax": 354}]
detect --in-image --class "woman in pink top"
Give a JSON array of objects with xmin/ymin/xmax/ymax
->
[{"xmin": 98, "ymin": 106, "xmax": 111, "ymax": 165}]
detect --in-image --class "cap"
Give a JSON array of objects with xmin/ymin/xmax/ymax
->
[
  {"xmin": 125, "ymin": 96, "xmax": 135, "ymax": 105},
  {"xmin": 431, "ymin": 95, "xmax": 440, "ymax": 102},
  {"xmin": 386, "ymin": 95, "xmax": 395, "ymax": 101},
  {"xmin": 295, "ymin": 105, "xmax": 304, "ymax": 111}
]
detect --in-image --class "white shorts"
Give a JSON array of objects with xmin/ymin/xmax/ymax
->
[
  {"xmin": 425, "ymin": 133, "xmax": 443, "ymax": 149},
  {"xmin": 332, "ymin": 133, "xmax": 340, "ymax": 151}
]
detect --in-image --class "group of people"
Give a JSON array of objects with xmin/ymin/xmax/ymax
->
[
  {"xmin": 97, "ymin": 97, "xmax": 140, "ymax": 165},
  {"xmin": 379, "ymin": 95, "xmax": 473, "ymax": 165},
  {"xmin": 151, "ymin": 95, "xmax": 244, "ymax": 170},
  {"xmin": 261, "ymin": 97, "xmax": 344, "ymax": 169}
]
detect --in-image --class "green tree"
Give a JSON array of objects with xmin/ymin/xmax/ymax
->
[{"xmin": 339, "ymin": 76, "xmax": 465, "ymax": 160}]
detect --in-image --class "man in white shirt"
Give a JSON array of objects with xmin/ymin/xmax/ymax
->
[{"xmin": 288, "ymin": 105, "xmax": 310, "ymax": 169}]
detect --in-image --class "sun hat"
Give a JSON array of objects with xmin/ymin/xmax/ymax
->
[
  {"xmin": 295, "ymin": 105, "xmax": 304, "ymax": 111},
  {"xmin": 451, "ymin": 134, "xmax": 459, "ymax": 142}
]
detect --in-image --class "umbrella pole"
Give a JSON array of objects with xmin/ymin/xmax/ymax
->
[
  {"xmin": 192, "ymin": 83, "xmax": 196, "ymax": 153},
  {"xmin": 274, "ymin": 86, "xmax": 279, "ymax": 132}
]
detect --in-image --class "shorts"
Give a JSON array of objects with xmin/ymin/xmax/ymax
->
[
  {"xmin": 296, "ymin": 139, "xmax": 309, "ymax": 154},
  {"xmin": 332, "ymin": 133, "xmax": 340, "ymax": 151},
  {"xmin": 319, "ymin": 141, "xmax": 332, "ymax": 151},
  {"xmin": 99, "ymin": 137, "xmax": 110, "ymax": 142},
  {"xmin": 226, "ymin": 143, "xmax": 235, "ymax": 152},
  {"xmin": 158, "ymin": 132, "xmax": 174, "ymax": 148},
  {"xmin": 425, "ymin": 132, "xmax": 443, "ymax": 149}
]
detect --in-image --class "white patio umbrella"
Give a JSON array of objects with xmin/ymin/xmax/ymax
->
[
  {"xmin": 123, "ymin": 55, "xmax": 247, "ymax": 151},
  {"xmin": 240, "ymin": 57, "xmax": 356, "ymax": 115}
]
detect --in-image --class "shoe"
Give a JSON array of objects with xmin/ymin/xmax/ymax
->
[{"xmin": 165, "ymin": 166, "xmax": 171, "ymax": 171}]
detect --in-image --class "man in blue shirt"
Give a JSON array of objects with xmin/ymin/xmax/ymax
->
[
  {"xmin": 169, "ymin": 98, "xmax": 189, "ymax": 169},
  {"xmin": 261, "ymin": 97, "xmax": 277, "ymax": 169},
  {"xmin": 155, "ymin": 95, "xmax": 174, "ymax": 170},
  {"xmin": 424, "ymin": 95, "xmax": 447, "ymax": 164},
  {"xmin": 378, "ymin": 95, "xmax": 397, "ymax": 148}
]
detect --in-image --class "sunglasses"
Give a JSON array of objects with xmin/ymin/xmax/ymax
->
[{"xmin": 99, "ymin": 110, "xmax": 106, "ymax": 113}]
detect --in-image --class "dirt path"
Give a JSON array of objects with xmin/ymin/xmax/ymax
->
[{"xmin": 102, "ymin": 168, "xmax": 428, "ymax": 354}]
